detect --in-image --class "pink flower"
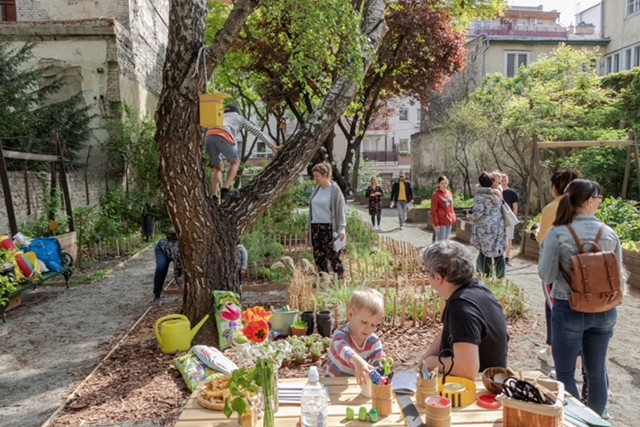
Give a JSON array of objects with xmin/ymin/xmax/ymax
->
[{"xmin": 220, "ymin": 304, "xmax": 241, "ymax": 321}]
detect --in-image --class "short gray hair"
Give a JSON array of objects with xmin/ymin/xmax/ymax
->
[{"xmin": 421, "ymin": 241, "xmax": 474, "ymax": 287}]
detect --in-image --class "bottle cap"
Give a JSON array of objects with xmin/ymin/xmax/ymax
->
[{"xmin": 308, "ymin": 366, "xmax": 319, "ymax": 382}]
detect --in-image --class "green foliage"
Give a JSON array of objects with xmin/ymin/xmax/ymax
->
[
  {"xmin": 601, "ymin": 68, "xmax": 640, "ymax": 131},
  {"xmin": 345, "ymin": 208, "xmax": 377, "ymax": 258},
  {"xmin": 557, "ymin": 146, "xmax": 638, "ymax": 199},
  {"xmin": 103, "ymin": 104, "xmax": 161, "ymax": 203},
  {"xmin": 18, "ymin": 189, "xmax": 70, "ymax": 237},
  {"xmin": 417, "ymin": 193, "xmax": 474, "ymax": 209},
  {"xmin": 0, "ymin": 273, "xmax": 18, "ymax": 306},
  {"xmin": 482, "ymin": 276, "xmax": 526, "ymax": 319},
  {"xmin": 224, "ymin": 367, "xmax": 260, "ymax": 418},
  {"xmin": 596, "ymin": 197, "xmax": 640, "ymax": 244},
  {"xmin": 0, "ymin": 41, "xmax": 93, "ymax": 169}
]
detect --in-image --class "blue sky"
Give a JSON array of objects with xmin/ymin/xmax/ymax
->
[{"xmin": 509, "ymin": 0, "xmax": 601, "ymax": 27}]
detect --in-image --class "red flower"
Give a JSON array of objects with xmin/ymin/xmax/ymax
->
[
  {"xmin": 242, "ymin": 306, "xmax": 272, "ymax": 324},
  {"xmin": 243, "ymin": 320, "xmax": 270, "ymax": 344}
]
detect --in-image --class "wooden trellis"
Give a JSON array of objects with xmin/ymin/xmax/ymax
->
[
  {"xmin": 0, "ymin": 134, "xmax": 74, "ymax": 236},
  {"xmin": 521, "ymin": 133, "xmax": 640, "ymax": 256}
]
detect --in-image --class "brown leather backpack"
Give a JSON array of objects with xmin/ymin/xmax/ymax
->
[{"xmin": 559, "ymin": 224, "xmax": 623, "ymax": 313}]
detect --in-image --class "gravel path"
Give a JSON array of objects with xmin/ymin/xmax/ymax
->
[
  {"xmin": 1, "ymin": 203, "xmax": 638, "ymax": 426},
  {"xmin": 0, "ymin": 249, "xmax": 163, "ymax": 427}
]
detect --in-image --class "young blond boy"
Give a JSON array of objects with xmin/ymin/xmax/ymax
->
[{"xmin": 324, "ymin": 288, "xmax": 386, "ymax": 385}]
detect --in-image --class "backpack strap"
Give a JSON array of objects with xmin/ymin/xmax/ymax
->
[
  {"xmin": 567, "ymin": 224, "xmax": 604, "ymax": 253},
  {"xmin": 559, "ymin": 224, "xmax": 606, "ymax": 285}
]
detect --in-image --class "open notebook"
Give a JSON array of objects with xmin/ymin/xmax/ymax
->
[{"xmin": 391, "ymin": 371, "xmax": 418, "ymax": 395}]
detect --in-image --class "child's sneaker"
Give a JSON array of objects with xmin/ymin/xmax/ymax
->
[{"xmin": 221, "ymin": 188, "xmax": 239, "ymax": 199}]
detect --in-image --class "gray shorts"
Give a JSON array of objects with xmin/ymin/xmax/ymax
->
[
  {"xmin": 204, "ymin": 135, "xmax": 238, "ymax": 167},
  {"xmin": 506, "ymin": 225, "xmax": 515, "ymax": 240}
]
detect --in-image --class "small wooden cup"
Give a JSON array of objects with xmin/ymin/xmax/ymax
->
[
  {"xmin": 372, "ymin": 383, "xmax": 393, "ymax": 417},
  {"xmin": 424, "ymin": 396, "xmax": 451, "ymax": 427},
  {"xmin": 417, "ymin": 377, "xmax": 439, "ymax": 408}
]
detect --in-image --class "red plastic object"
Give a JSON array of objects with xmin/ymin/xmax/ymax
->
[
  {"xmin": 0, "ymin": 235, "xmax": 17, "ymax": 250},
  {"xmin": 477, "ymin": 394, "xmax": 502, "ymax": 410},
  {"xmin": 14, "ymin": 253, "xmax": 34, "ymax": 279}
]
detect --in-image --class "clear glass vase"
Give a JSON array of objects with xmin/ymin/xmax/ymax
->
[{"xmin": 256, "ymin": 358, "xmax": 276, "ymax": 427}]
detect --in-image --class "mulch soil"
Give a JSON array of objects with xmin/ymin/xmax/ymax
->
[{"xmin": 49, "ymin": 281, "xmax": 536, "ymax": 426}]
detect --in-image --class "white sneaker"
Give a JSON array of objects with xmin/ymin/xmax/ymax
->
[{"xmin": 538, "ymin": 349, "xmax": 555, "ymax": 367}]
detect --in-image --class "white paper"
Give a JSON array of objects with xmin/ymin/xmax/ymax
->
[
  {"xmin": 334, "ymin": 236, "xmax": 347, "ymax": 252},
  {"xmin": 391, "ymin": 371, "xmax": 418, "ymax": 395}
]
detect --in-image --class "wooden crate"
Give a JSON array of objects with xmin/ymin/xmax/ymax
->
[
  {"xmin": 55, "ymin": 231, "xmax": 78, "ymax": 261},
  {"xmin": 407, "ymin": 208, "xmax": 430, "ymax": 223},
  {"xmin": 454, "ymin": 219, "xmax": 472, "ymax": 244},
  {"xmin": 499, "ymin": 379, "xmax": 564, "ymax": 427},
  {"xmin": 521, "ymin": 236, "xmax": 540, "ymax": 260},
  {"xmin": 622, "ymin": 249, "xmax": 640, "ymax": 290},
  {"xmin": 6, "ymin": 294, "xmax": 21, "ymax": 312}
]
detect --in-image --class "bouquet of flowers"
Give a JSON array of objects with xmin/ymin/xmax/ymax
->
[{"xmin": 220, "ymin": 305, "xmax": 290, "ymax": 427}]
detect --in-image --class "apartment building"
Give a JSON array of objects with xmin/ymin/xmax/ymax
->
[
  {"xmin": 411, "ymin": 5, "xmax": 608, "ymax": 189},
  {"xmin": 601, "ymin": 0, "xmax": 640, "ymax": 73}
]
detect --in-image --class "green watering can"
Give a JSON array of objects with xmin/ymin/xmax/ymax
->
[{"xmin": 155, "ymin": 313, "xmax": 209, "ymax": 354}]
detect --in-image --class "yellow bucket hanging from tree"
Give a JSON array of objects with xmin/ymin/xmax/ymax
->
[{"xmin": 199, "ymin": 93, "xmax": 230, "ymax": 128}]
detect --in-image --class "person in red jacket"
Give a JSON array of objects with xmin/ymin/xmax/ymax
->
[{"xmin": 431, "ymin": 176, "xmax": 457, "ymax": 241}]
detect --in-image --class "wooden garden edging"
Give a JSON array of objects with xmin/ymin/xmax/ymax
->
[{"xmin": 521, "ymin": 238, "xmax": 640, "ymax": 291}]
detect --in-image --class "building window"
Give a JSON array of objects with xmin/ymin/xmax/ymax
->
[
  {"xmin": 1, "ymin": 0, "xmax": 17, "ymax": 22},
  {"xmin": 398, "ymin": 138, "xmax": 409, "ymax": 153},
  {"xmin": 606, "ymin": 56, "xmax": 612, "ymax": 74},
  {"xmin": 399, "ymin": 108, "xmax": 408, "ymax": 121},
  {"xmin": 505, "ymin": 52, "xmax": 530, "ymax": 77},
  {"xmin": 627, "ymin": 0, "xmax": 640, "ymax": 16},
  {"xmin": 416, "ymin": 107, "xmax": 421, "ymax": 124},
  {"xmin": 613, "ymin": 53, "xmax": 620, "ymax": 72},
  {"xmin": 625, "ymin": 49, "xmax": 633, "ymax": 70}
]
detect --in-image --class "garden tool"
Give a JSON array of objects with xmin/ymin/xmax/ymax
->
[{"xmin": 155, "ymin": 312, "xmax": 210, "ymax": 354}]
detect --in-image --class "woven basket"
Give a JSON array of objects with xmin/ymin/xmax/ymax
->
[
  {"xmin": 482, "ymin": 367, "xmax": 517, "ymax": 395},
  {"xmin": 497, "ymin": 378, "xmax": 564, "ymax": 427}
]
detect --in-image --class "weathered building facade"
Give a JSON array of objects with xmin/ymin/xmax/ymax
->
[{"xmin": 0, "ymin": 0, "xmax": 168, "ymax": 233}]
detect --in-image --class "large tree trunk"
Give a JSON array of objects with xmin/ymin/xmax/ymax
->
[{"xmin": 155, "ymin": 0, "xmax": 388, "ymax": 333}]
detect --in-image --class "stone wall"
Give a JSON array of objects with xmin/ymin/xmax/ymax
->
[
  {"xmin": 15, "ymin": 0, "xmax": 129, "ymax": 24},
  {"xmin": 0, "ymin": 170, "xmax": 122, "ymax": 236}
]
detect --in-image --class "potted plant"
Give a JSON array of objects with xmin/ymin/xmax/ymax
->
[
  {"xmin": 224, "ymin": 366, "xmax": 261, "ymax": 427},
  {"xmin": 310, "ymin": 341, "xmax": 324, "ymax": 363},
  {"xmin": 291, "ymin": 319, "xmax": 308, "ymax": 337}
]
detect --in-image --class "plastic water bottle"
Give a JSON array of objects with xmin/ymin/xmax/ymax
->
[{"xmin": 300, "ymin": 366, "xmax": 328, "ymax": 427}]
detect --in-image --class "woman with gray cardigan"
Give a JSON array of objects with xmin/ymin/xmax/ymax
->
[{"xmin": 306, "ymin": 162, "xmax": 347, "ymax": 277}]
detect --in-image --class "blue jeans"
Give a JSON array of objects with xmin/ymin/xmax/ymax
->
[
  {"xmin": 153, "ymin": 244, "xmax": 171, "ymax": 298},
  {"xmin": 476, "ymin": 252, "xmax": 505, "ymax": 278},
  {"xmin": 551, "ymin": 300, "xmax": 617, "ymax": 416},
  {"xmin": 435, "ymin": 225, "xmax": 452, "ymax": 241},
  {"xmin": 396, "ymin": 201, "xmax": 408, "ymax": 227}
]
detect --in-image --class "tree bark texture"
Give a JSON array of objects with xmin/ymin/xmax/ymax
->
[{"xmin": 155, "ymin": 0, "xmax": 388, "ymax": 326}]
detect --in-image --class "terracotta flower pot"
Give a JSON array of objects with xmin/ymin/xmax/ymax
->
[{"xmin": 291, "ymin": 326, "xmax": 307, "ymax": 337}]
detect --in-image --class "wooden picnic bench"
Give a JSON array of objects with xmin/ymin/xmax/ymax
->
[{"xmin": 0, "ymin": 250, "xmax": 73, "ymax": 322}]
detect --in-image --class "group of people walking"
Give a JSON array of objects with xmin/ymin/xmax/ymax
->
[{"xmin": 192, "ymin": 101, "xmax": 621, "ymax": 418}]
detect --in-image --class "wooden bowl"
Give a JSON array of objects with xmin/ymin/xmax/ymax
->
[
  {"xmin": 196, "ymin": 388, "xmax": 229, "ymax": 411},
  {"xmin": 482, "ymin": 367, "xmax": 516, "ymax": 395}
]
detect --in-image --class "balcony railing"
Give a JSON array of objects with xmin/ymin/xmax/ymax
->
[
  {"xmin": 362, "ymin": 151, "xmax": 398, "ymax": 162},
  {"xmin": 470, "ymin": 24, "xmax": 567, "ymax": 38}
]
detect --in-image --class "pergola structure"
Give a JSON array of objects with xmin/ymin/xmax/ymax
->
[
  {"xmin": 0, "ymin": 134, "xmax": 74, "ymax": 236},
  {"xmin": 520, "ymin": 133, "xmax": 640, "ymax": 255}
]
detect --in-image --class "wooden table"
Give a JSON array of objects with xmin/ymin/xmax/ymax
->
[{"xmin": 176, "ymin": 376, "xmax": 505, "ymax": 426}]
